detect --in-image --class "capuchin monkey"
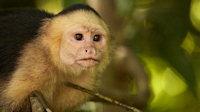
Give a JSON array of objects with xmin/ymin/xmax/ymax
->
[{"xmin": 0, "ymin": 4, "xmax": 114, "ymax": 112}]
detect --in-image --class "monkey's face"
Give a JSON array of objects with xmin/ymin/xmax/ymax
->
[
  {"xmin": 58, "ymin": 11, "xmax": 110, "ymax": 69},
  {"xmin": 60, "ymin": 26, "xmax": 107, "ymax": 68}
]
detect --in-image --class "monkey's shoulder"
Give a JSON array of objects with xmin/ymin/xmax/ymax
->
[{"xmin": 0, "ymin": 9, "xmax": 54, "ymax": 79}]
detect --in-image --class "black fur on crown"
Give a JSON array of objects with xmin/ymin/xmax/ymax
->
[{"xmin": 57, "ymin": 4, "xmax": 101, "ymax": 18}]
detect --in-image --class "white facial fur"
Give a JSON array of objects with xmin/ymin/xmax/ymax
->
[{"xmin": 59, "ymin": 11, "xmax": 108, "ymax": 68}]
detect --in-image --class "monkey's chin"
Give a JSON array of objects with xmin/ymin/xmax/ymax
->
[{"xmin": 76, "ymin": 59, "xmax": 99, "ymax": 68}]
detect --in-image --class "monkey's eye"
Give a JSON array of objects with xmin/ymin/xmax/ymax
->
[
  {"xmin": 93, "ymin": 35, "xmax": 101, "ymax": 42},
  {"xmin": 75, "ymin": 34, "xmax": 83, "ymax": 40}
]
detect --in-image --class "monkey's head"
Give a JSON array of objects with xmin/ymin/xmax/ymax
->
[{"xmin": 41, "ymin": 4, "xmax": 113, "ymax": 75}]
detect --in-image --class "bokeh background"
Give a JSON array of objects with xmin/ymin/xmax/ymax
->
[{"xmin": 1, "ymin": 0, "xmax": 200, "ymax": 112}]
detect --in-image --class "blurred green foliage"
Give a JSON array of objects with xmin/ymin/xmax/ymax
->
[
  {"xmin": 120, "ymin": 0, "xmax": 200, "ymax": 111},
  {"xmin": 62, "ymin": 0, "xmax": 86, "ymax": 8}
]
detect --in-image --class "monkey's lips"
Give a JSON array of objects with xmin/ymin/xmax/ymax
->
[{"xmin": 76, "ymin": 58, "xmax": 100, "ymax": 68}]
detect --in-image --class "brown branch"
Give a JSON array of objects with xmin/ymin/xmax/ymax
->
[{"xmin": 65, "ymin": 82, "xmax": 142, "ymax": 112}]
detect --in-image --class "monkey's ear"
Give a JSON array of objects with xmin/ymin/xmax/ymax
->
[
  {"xmin": 41, "ymin": 19, "xmax": 52, "ymax": 37},
  {"xmin": 40, "ymin": 19, "xmax": 53, "ymax": 48}
]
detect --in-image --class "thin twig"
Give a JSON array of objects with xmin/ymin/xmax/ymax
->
[{"xmin": 65, "ymin": 82, "xmax": 142, "ymax": 112}]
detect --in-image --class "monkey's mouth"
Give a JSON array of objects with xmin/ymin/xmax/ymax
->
[
  {"xmin": 79, "ymin": 58, "xmax": 99, "ymax": 61},
  {"xmin": 76, "ymin": 58, "xmax": 100, "ymax": 68}
]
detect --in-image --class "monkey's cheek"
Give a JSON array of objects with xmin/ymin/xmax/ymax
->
[{"xmin": 76, "ymin": 60, "xmax": 99, "ymax": 68}]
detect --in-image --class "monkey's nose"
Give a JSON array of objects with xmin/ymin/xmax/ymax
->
[
  {"xmin": 84, "ymin": 49, "xmax": 92, "ymax": 53},
  {"xmin": 84, "ymin": 48, "xmax": 96, "ymax": 55}
]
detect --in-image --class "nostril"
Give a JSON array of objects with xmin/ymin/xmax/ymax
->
[{"xmin": 85, "ymin": 50, "xmax": 87, "ymax": 52}]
